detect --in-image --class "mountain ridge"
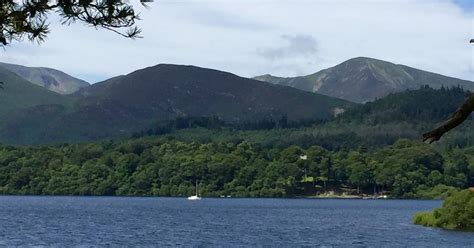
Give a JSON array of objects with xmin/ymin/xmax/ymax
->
[
  {"xmin": 1, "ymin": 59, "xmax": 470, "ymax": 145},
  {"xmin": 0, "ymin": 66, "xmax": 70, "ymax": 118},
  {"xmin": 0, "ymin": 62, "xmax": 90, "ymax": 94},
  {"xmin": 0, "ymin": 63, "xmax": 353, "ymax": 144},
  {"xmin": 254, "ymin": 57, "xmax": 474, "ymax": 103}
]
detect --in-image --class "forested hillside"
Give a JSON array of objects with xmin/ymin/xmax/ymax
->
[
  {"xmin": 0, "ymin": 137, "xmax": 472, "ymax": 198},
  {"xmin": 130, "ymin": 87, "xmax": 474, "ymax": 150},
  {"xmin": 337, "ymin": 86, "xmax": 470, "ymax": 124},
  {"xmin": 0, "ymin": 86, "xmax": 473, "ymax": 198}
]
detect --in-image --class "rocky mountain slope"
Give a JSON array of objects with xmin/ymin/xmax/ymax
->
[
  {"xmin": 0, "ymin": 62, "xmax": 89, "ymax": 94},
  {"xmin": 254, "ymin": 57, "xmax": 474, "ymax": 103}
]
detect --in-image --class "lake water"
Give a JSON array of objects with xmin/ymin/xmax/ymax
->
[{"xmin": 0, "ymin": 197, "xmax": 472, "ymax": 247}]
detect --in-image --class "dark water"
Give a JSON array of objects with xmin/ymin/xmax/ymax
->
[{"xmin": 0, "ymin": 197, "xmax": 472, "ymax": 247}]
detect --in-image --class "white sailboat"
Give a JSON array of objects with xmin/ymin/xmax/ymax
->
[{"xmin": 188, "ymin": 180, "xmax": 201, "ymax": 200}]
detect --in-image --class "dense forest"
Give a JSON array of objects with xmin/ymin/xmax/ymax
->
[{"xmin": 0, "ymin": 137, "xmax": 472, "ymax": 198}]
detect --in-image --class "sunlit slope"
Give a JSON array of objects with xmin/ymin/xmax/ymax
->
[
  {"xmin": 255, "ymin": 57, "xmax": 474, "ymax": 103},
  {"xmin": 0, "ymin": 67, "xmax": 69, "ymax": 119},
  {"xmin": 0, "ymin": 62, "xmax": 90, "ymax": 94}
]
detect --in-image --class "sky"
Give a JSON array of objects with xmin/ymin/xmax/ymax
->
[{"xmin": 1, "ymin": 0, "xmax": 473, "ymax": 83}]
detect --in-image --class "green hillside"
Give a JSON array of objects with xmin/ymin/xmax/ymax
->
[
  {"xmin": 0, "ymin": 67, "xmax": 70, "ymax": 120},
  {"xmin": 0, "ymin": 79, "xmax": 471, "ymax": 199},
  {"xmin": 337, "ymin": 86, "xmax": 470, "ymax": 124},
  {"xmin": 137, "ymin": 87, "xmax": 474, "ymax": 150},
  {"xmin": 0, "ymin": 64, "xmax": 353, "ymax": 144},
  {"xmin": 0, "ymin": 62, "xmax": 90, "ymax": 94},
  {"xmin": 1, "ymin": 61, "xmax": 472, "ymax": 147}
]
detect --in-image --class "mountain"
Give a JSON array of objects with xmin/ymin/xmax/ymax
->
[
  {"xmin": 72, "ymin": 64, "xmax": 353, "ymax": 123},
  {"xmin": 0, "ymin": 66, "xmax": 70, "ymax": 120},
  {"xmin": 0, "ymin": 64, "xmax": 353, "ymax": 144},
  {"xmin": 254, "ymin": 57, "xmax": 474, "ymax": 103},
  {"xmin": 0, "ymin": 62, "xmax": 90, "ymax": 94}
]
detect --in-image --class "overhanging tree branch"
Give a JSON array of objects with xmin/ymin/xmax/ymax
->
[
  {"xmin": 423, "ymin": 39, "xmax": 474, "ymax": 143},
  {"xmin": 0, "ymin": 0, "xmax": 152, "ymax": 46}
]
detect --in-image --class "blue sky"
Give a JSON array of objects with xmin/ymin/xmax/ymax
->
[
  {"xmin": 1, "ymin": 0, "xmax": 473, "ymax": 83},
  {"xmin": 453, "ymin": 0, "xmax": 474, "ymax": 13}
]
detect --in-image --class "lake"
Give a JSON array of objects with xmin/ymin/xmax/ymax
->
[{"xmin": 0, "ymin": 197, "xmax": 472, "ymax": 247}]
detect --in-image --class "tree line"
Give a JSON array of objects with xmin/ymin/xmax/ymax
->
[
  {"xmin": 131, "ymin": 87, "xmax": 474, "ymax": 151},
  {"xmin": 0, "ymin": 137, "xmax": 472, "ymax": 198}
]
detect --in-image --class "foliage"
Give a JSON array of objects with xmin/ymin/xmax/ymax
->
[
  {"xmin": 413, "ymin": 190, "xmax": 474, "ymax": 231},
  {"xmin": 413, "ymin": 212, "xmax": 438, "ymax": 227},
  {"xmin": 413, "ymin": 184, "xmax": 458, "ymax": 199},
  {"xmin": 151, "ymin": 87, "xmax": 474, "ymax": 152},
  {"xmin": 0, "ymin": 0, "xmax": 147, "ymax": 46},
  {"xmin": 0, "ymin": 136, "xmax": 471, "ymax": 198}
]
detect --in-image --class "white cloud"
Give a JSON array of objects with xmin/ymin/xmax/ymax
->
[
  {"xmin": 257, "ymin": 35, "xmax": 318, "ymax": 60},
  {"xmin": 0, "ymin": 0, "xmax": 472, "ymax": 83}
]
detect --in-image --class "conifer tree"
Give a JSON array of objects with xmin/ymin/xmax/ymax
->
[{"xmin": 0, "ymin": 0, "xmax": 151, "ymax": 46}]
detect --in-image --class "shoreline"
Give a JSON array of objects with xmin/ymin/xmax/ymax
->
[
  {"xmin": 0, "ymin": 194, "xmax": 395, "ymax": 200},
  {"xmin": 303, "ymin": 193, "xmax": 389, "ymax": 199}
]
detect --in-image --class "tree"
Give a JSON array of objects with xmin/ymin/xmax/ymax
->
[
  {"xmin": 423, "ymin": 40, "xmax": 474, "ymax": 143},
  {"xmin": 443, "ymin": 150, "xmax": 469, "ymax": 188},
  {"xmin": 306, "ymin": 146, "xmax": 331, "ymax": 188},
  {"xmin": 0, "ymin": 0, "xmax": 151, "ymax": 46},
  {"xmin": 346, "ymin": 151, "xmax": 371, "ymax": 194}
]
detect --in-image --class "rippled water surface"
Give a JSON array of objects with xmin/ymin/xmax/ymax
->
[{"xmin": 0, "ymin": 197, "xmax": 472, "ymax": 247}]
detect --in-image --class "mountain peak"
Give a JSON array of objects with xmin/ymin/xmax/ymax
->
[
  {"xmin": 255, "ymin": 57, "xmax": 474, "ymax": 103},
  {"xmin": 0, "ymin": 62, "xmax": 90, "ymax": 94},
  {"xmin": 7, "ymin": 64, "xmax": 353, "ymax": 144}
]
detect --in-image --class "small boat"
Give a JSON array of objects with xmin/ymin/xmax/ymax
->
[
  {"xmin": 188, "ymin": 180, "xmax": 201, "ymax": 201},
  {"xmin": 187, "ymin": 195, "xmax": 201, "ymax": 200}
]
